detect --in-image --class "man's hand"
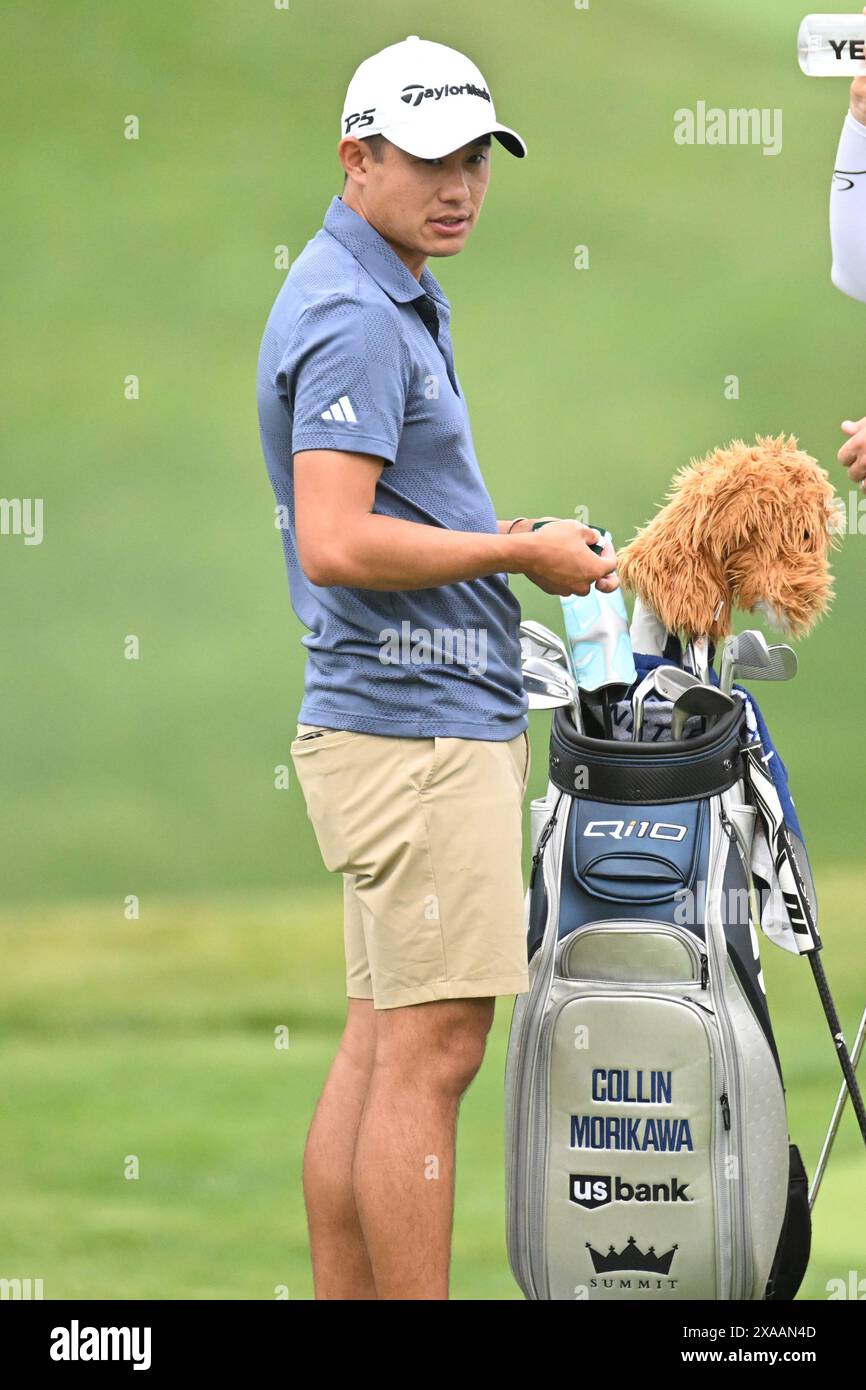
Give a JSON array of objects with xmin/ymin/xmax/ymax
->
[
  {"xmin": 521, "ymin": 520, "xmax": 620, "ymax": 597},
  {"xmin": 852, "ymin": 9, "xmax": 866, "ymax": 126},
  {"xmin": 839, "ymin": 417, "xmax": 866, "ymax": 485}
]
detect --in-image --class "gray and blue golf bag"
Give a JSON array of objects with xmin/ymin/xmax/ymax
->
[{"xmin": 505, "ymin": 672, "xmax": 813, "ymax": 1300}]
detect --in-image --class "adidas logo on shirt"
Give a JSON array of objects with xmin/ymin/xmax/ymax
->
[{"xmin": 320, "ymin": 395, "xmax": 358, "ymax": 423}]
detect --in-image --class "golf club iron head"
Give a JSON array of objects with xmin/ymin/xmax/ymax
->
[
  {"xmin": 671, "ymin": 685, "xmax": 736, "ymax": 741},
  {"xmin": 521, "ymin": 655, "xmax": 575, "ymax": 705},
  {"xmin": 521, "ymin": 654, "xmax": 584, "ymax": 733},
  {"xmin": 735, "ymin": 643, "xmax": 798, "ymax": 686},
  {"xmin": 631, "ymin": 666, "xmax": 701, "ymax": 742},
  {"xmin": 719, "ymin": 630, "xmax": 771, "ymax": 695},
  {"xmin": 519, "ymin": 622, "xmax": 572, "ymax": 675}
]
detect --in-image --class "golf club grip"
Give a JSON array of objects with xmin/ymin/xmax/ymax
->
[
  {"xmin": 809, "ymin": 954, "xmax": 866, "ymax": 1146},
  {"xmin": 531, "ymin": 519, "xmax": 607, "ymax": 555}
]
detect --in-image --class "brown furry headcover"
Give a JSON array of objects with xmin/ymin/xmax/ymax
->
[{"xmin": 617, "ymin": 434, "xmax": 844, "ymax": 642}]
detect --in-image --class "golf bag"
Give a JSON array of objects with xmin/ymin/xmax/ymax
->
[{"xmin": 505, "ymin": 684, "xmax": 812, "ymax": 1300}]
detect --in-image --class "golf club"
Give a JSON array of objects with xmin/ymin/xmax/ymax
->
[
  {"xmin": 742, "ymin": 740, "xmax": 866, "ymax": 1149},
  {"xmin": 686, "ymin": 634, "xmax": 711, "ymax": 684},
  {"xmin": 521, "ymin": 657, "xmax": 574, "ymax": 707},
  {"xmin": 631, "ymin": 666, "xmax": 701, "ymax": 742},
  {"xmin": 520, "ymin": 621, "xmax": 585, "ymax": 733},
  {"xmin": 521, "ymin": 654, "xmax": 584, "ymax": 734},
  {"xmin": 809, "ymin": 1005, "xmax": 866, "ymax": 1210},
  {"xmin": 671, "ymin": 685, "xmax": 736, "ymax": 740},
  {"xmin": 597, "ymin": 683, "xmax": 627, "ymax": 739},
  {"xmin": 719, "ymin": 630, "xmax": 771, "ymax": 694},
  {"xmin": 730, "ymin": 643, "xmax": 797, "ymax": 691},
  {"xmin": 519, "ymin": 620, "xmax": 572, "ymax": 670}
]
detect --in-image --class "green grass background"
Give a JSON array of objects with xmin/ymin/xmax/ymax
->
[{"xmin": 1, "ymin": 0, "xmax": 864, "ymax": 1298}]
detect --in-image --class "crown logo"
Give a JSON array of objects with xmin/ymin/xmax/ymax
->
[{"xmin": 586, "ymin": 1237, "xmax": 678, "ymax": 1275}]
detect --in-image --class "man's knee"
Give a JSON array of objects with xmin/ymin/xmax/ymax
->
[
  {"xmin": 339, "ymin": 997, "xmax": 377, "ymax": 1076},
  {"xmin": 374, "ymin": 996, "xmax": 495, "ymax": 1097}
]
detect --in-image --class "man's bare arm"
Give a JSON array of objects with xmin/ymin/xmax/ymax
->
[{"xmin": 294, "ymin": 450, "xmax": 618, "ymax": 596}]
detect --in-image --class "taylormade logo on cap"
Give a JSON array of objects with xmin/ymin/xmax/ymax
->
[
  {"xmin": 340, "ymin": 35, "xmax": 526, "ymax": 160},
  {"xmin": 400, "ymin": 80, "xmax": 492, "ymax": 108}
]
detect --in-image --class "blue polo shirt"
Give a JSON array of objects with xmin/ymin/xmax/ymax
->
[{"xmin": 256, "ymin": 194, "xmax": 528, "ymax": 739}]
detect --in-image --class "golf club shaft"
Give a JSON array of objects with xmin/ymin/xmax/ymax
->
[
  {"xmin": 808, "ymin": 953, "xmax": 866, "ymax": 1147},
  {"xmin": 689, "ymin": 635, "xmax": 710, "ymax": 683},
  {"xmin": 809, "ymin": 1006, "xmax": 866, "ymax": 1210},
  {"xmin": 602, "ymin": 690, "xmax": 612, "ymax": 739},
  {"xmin": 720, "ymin": 651, "xmax": 734, "ymax": 696},
  {"xmin": 570, "ymin": 695, "xmax": 584, "ymax": 736},
  {"xmin": 750, "ymin": 750, "xmax": 866, "ymax": 1149}
]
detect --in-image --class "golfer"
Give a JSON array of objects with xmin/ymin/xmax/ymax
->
[{"xmin": 256, "ymin": 35, "xmax": 618, "ymax": 1300}]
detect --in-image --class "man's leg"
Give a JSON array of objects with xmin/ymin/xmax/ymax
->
[
  {"xmin": 353, "ymin": 996, "xmax": 495, "ymax": 1300},
  {"xmin": 303, "ymin": 997, "xmax": 378, "ymax": 1300},
  {"xmin": 291, "ymin": 726, "xmax": 531, "ymax": 1300}
]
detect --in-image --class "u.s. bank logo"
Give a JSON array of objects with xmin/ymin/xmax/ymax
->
[{"xmin": 569, "ymin": 1173, "xmax": 691, "ymax": 1209}]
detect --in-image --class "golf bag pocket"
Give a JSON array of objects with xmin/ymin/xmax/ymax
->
[
  {"xmin": 541, "ymin": 991, "xmax": 725, "ymax": 1301},
  {"xmin": 570, "ymin": 799, "xmax": 704, "ymax": 907},
  {"xmin": 559, "ymin": 921, "xmax": 707, "ymax": 987}
]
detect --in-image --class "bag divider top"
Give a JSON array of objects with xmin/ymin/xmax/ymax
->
[{"xmin": 548, "ymin": 701, "xmax": 747, "ymax": 805}]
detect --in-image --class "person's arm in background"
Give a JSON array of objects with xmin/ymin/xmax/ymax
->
[
  {"xmin": 830, "ymin": 8, "xmax": 866, "ymax": 303},
  {"xmin": 832, "ymin": 15, "xmax": 866, "ymax": 485},
  {"xmin": 838, "ymin": 416, "xmax": 866, "ymax": 486}
]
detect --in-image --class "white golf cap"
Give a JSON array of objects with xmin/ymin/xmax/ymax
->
[{"xmin": 340, "ymin": 35, "xmax": 526, "ymax": 160}]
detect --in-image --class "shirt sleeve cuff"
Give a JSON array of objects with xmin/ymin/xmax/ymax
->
[
  {"xmin": 831, "ymin": 259, "xmax": 866, "ymax": 303},
  {"xmin": 291, "ymin": 433, "xmax": 397, "ymax": 465}
]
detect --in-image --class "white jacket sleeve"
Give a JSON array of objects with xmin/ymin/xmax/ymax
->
[{"xmin": 830, "ymin": 112, "xmax": 866, "ymax": 303}]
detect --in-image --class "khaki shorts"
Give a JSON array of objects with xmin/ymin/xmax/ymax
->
[{"xmin": 290, "ymin": 723, "xmax": 532, "ymax": 1010}]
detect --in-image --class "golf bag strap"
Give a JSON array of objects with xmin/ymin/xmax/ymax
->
[
  {"xmin": 529, "ymin": 792, "xmax": 565, "ymax": 889},
  {"xmin": 741, "ymin": 741, "xmax": 821, "ymax": 955}
]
